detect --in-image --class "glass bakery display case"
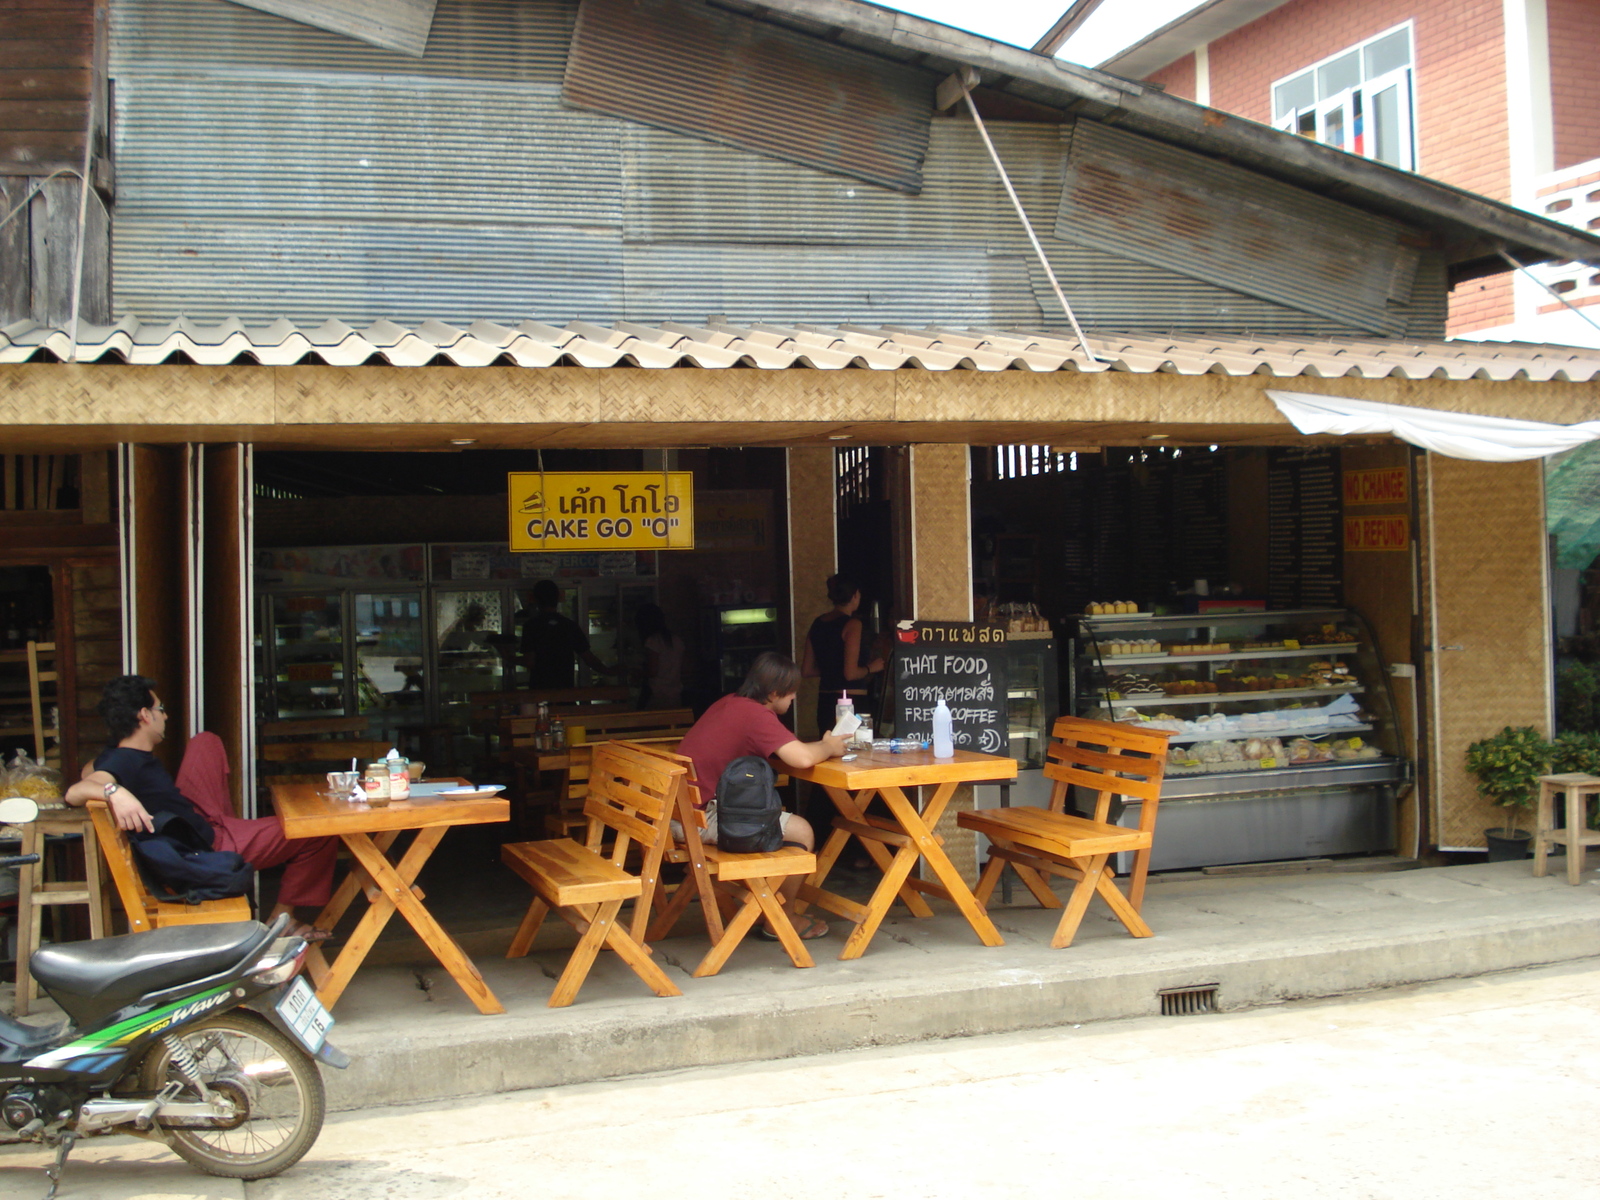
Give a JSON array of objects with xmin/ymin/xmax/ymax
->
[
  {"xmin": 1004, "ymin": 632, "xmax": 1059, "ymax": 772},
  {"xmin": 1071, "ymin": 607, "xmax": 1406, "ymax": 870}
]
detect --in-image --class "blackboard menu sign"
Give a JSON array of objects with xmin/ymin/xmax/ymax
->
[{"xmin": 889, "ymin": 622, "xmax": 1009, "ymax": 755}]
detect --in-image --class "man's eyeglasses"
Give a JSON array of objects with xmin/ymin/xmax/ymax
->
[{"xmin": 148, "ymin": 704, "xmax": 167, "ymax": 714}]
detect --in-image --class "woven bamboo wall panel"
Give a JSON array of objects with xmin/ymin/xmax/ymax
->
[
  {"xmin": 4, "ymin": 363, "xmax": 1599, "ymax": 438},
  {"xmin": 910, "ymin": 444, "xmax": 970, "ymax": 622},
  {"xmin": 0, "ymin": 365, "xmax": 269, "ymax": 426},
  {"xmin": 598, "ymin": 369, "xmax": 892, "ymax": 424},
  {"xmin": 787, "ymin": 446, "xmax": 835, "ymax": 738},
  {"xmin": 276, "ymin": 365, "xmax": 600, "ymax": 424},
  {"xmin": 1427, "ymin": 455, "xmax": 1549, "ymax": 850}
]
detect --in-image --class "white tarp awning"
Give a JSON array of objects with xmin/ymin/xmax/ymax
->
[{"xmin": 1266, "ymin": 390, "xmax": 1600, "ymax": 462}]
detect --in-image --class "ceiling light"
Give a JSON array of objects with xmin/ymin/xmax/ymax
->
[
  {"xmin": 1146, "ymin": 433, "xmax": 1169, "ymax": 440},
  {"xmin": 828, "ymin": 434, "xmax": 852, "ymax": 440},
  {"xmin": 450, "ymin": 438, "xmax": 476, "ymax": 446}
]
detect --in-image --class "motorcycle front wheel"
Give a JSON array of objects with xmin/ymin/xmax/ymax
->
[{"xmin": 139, "ymin": 1010, "xmax": 325, "ymax": 1179}]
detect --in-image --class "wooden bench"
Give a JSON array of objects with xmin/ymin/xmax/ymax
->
[
  {"xmin": 958, "ymin": 715, "xmax": 1171, "ymax": 949},
  {"xmin": 86, "ymin": 800, "xmax": 253, "ymax": 934},
  {"xmin": 621, "ymin": 742, "xmax": 815, "ymax": 975},
  {"xmin": 501, "ymin": 742, "xmax": 684, "ymax": 1008}
]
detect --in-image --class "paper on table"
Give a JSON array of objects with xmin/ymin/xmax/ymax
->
[{"xmin": 832, "ymin": 712, "xmax": 861, "ymax": 739}]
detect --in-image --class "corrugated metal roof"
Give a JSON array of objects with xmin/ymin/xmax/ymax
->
[
  {"xmin": 725, "ymin": 0, "xmax": 1600, "ymax": 276},
  {"xmin": 113, "ymin": 0, "xmax": 574, "ymax": 83},
  {"xmin": 564, "ymin": 0, "xmax": 932, "ymax": 194},
  {"xmin": 6, "ymin": 317, "xmax": 1598, "ymax": 381},
  {"xmin": 1061, "ymin": 122, "xmax": 1420, "ymax": 336}
]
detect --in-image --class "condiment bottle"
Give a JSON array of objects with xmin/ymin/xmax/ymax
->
[
  {"xmin": 387, "ymin": 753, "xmax": 410, "ymax": 801},
  {"xmin": 362, "ymin": 761, "xmax": 391, "ymax": 805},
  {"xmin": 932, "ymin": 696, "xmax": 954, "ymax": 759},
  {"xmin": 834, "ymin": 690, "xmax": 854, "ymax": 734}
]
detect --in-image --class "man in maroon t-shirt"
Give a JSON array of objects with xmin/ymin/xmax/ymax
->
[{"xmin": 677, "ymin": 651, "xmax": 846, "ymax": 941}]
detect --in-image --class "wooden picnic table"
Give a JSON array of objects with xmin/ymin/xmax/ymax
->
[
  {"xmin": 272, "ymin": 778, "xmax": 510, "ymax": 1015},
  {"xmin": 787, "ymin": 747, "xmax": 1019, "ymax": 960}
]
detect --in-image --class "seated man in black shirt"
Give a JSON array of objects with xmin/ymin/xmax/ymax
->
[{"xmin": 64, "ymin": 675, "xmax": 338, "ymax": 940}]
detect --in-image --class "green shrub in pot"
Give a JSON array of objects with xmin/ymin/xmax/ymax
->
[{"xmin": 1464, "ymin": 726, "xmax": 1551, "ymax": 837}]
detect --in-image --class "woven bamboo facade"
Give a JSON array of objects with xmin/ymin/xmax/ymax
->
[{"xmin": 1425, "ymin": 456, "xmax": 1551, "ymax": 849}]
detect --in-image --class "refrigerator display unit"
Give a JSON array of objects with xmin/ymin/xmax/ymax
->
[
  {"xmin": 261, "ymin": 592, "xmax": 349, "ymax": 720},
  {"xmin": 707, "ymin": 605, "xmax": 779, "ymax": 695}
]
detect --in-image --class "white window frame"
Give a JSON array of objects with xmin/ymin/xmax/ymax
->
[{"xmin": 1272, "ymin": 22, "xmax": 1417, "ymax": 170}]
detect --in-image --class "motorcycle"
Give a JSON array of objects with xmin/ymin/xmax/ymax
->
[{"xmin": 0, "ymin": 795, "xmax": 349, "ymax": 1199}]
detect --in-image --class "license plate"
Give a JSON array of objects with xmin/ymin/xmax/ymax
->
[{"xmin": 274, "ymin": 976, "xmax": 334, "ymax": 1054}]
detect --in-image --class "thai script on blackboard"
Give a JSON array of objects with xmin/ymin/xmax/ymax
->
[{"xmin": 890, "ymin": 622, "xmax": 1009, "ymax": 756}]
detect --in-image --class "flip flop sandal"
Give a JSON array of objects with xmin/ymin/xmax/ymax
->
[
  {"xmin": 287, "ymin": 922, "xmax": 333, "ymax": 943},
  {"xmin": 754, "ymin": 915, "xmax": 829, "ymax": 942},
  {"xmin": 796, "ymin": 915, "xmax": 830, "ymax": 940}
]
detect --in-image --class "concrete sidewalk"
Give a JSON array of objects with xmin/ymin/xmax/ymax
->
[{"xmin": 7, "ymin": 857, "xmax": 1599, "ymax": 1113}]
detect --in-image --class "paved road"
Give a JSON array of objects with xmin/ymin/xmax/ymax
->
[{"xmin": 6, "ymin": 960, "xmax": 1600, "ymax": 1199}]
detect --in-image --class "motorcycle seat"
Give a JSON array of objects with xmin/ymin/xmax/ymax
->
[{"xmin": 29, "ymin": 922, "xmax": 269, "ymax": 1008}]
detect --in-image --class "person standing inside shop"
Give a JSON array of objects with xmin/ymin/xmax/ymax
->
[
  {"xmin": 634, "ymin": 602, "xmax": 684, "ymax": 709},
  {"xmin": 516, "ymin": 579, "xmax": 615, "ymax": 688},
  {"xmin": 802, "ymin": 574, "xmax": 885, "ymax": 738}
]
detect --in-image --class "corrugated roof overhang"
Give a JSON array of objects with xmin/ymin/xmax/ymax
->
[
  {"xmin": 717, "ymin": 0, "xmax": 1600, "ymax": 280},
  {"xmin": 4, "ymin": 319, "xmax": 1599, "ymax": 453}
]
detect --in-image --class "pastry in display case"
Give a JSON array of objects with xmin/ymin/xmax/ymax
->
[{"xmin": 1072, "ymin": 607, "xmax": 1407, "ymax": 871}]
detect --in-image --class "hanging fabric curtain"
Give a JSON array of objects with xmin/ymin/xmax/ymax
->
[{"xmin": 1265, "ymin": 390, "xmax": 1600, "ymax": 462}]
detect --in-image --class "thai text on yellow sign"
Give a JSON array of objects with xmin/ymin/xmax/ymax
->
[
  {"xmin": 507, "ymin": 472, "xmax": 695, "ymax": 551},
  {"xmin": 1342, "ymin": 467, "xmax": 1407, "ymax": 506},
  {"xmin": 1344, "ymin": 515, "xmax": 1410, "ymax": 551}
]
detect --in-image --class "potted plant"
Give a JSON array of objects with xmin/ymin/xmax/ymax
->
[{"xmin": 1464, "ymin": 726, "xmax": 1550, "ymax": 860}]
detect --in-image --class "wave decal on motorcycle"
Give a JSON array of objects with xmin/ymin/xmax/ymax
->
[{"xmin": 23, "ymin": 985, "xmax": 235, "ymax": 1070}]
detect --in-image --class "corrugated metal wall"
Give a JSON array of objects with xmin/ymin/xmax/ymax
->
[
  {"xmin": 565, "ymin": 0, "xmax": 931, "ymax": 195},
  {"xmin": 107, "ymin": 0, "xmax": 1420, "ymax": 334},
  {"xmin": 1060, "ymin": 123, "xmax": 1426, "ymax": 337}
]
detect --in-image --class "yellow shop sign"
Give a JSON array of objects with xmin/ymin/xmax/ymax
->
[{"xmin": 507, "ymin": 472, "xmax": 694, "ymax": 551}]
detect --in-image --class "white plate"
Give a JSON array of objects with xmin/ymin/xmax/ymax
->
[{"xmin": 436, "ymin": 784, "xmax": 506, "ymax": 796}]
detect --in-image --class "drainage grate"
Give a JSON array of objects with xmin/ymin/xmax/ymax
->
[{"xmin": 1158, "ymin": 984, "xmax": 1219, "ymax": 1016}]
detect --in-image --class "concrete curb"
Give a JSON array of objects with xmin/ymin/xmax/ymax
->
[{"xmin": 323, "ymin": 898, "xmax": 1600, "ymax": 1111}]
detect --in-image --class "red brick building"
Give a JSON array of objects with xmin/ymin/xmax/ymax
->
[{"xmin": 1102, "ymin": 0, "xmax": 1600, "ymax": 343}]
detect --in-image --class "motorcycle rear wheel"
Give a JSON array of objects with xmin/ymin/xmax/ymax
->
[{"xmin": 139, "ymin": 1010, "xmax": 325, "ymax": 1179}]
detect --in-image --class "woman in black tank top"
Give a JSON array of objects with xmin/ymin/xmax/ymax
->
[{"xmin": 802, "ymin": 574, "xmax": 885, "ymax": 738}]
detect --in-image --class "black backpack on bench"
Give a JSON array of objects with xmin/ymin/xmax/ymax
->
[{"xmin": 714, "ymin": 756, "xmax": 784, "ymax": 853}]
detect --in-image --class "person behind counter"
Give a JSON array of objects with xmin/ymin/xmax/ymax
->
[
  {"xmin": 676, "ymin": 651, "xmax": 847, "ymax": 941},
  {"xmin": 634, "ymin": 602, "xmax": 684, "ymax": 709},
  {"xmin": 64, "ymin": 675, "xmax": 338, "ymax": 941},
  {"xmin": 515, "ymin": 579, "xmax": 616, "ymax": 689},
  {"xmin": 802, "ymin": 574, "xmax": 885, "ymax": 739}
]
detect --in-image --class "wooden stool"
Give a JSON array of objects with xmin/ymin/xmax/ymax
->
[
  {"xmin": 14, "ymin": 807, "xmax": 107, "ymax": 1016},
  {"xmin": 1532, "ymin": 773, "xmax": 1600, "ymax": 886}
]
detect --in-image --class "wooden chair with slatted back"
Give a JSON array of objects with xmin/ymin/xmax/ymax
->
[
  {"xmin": 533, "ymin": 709, "xmax": 696, "ymax": 837},
  {"xmin": 500, "ymin": 742, "xmax": 684, "ymax": 1007},
  {"xmin": 86, "ymin": 800, "xmax": 253, "ymax": 934},
  {"xmin": 958, "ymin": 715, "xmax": 1172, "ymax": 949},
  {"xmin": 624, "ymin": 742, "xmax": 818, "ymax": 977}
]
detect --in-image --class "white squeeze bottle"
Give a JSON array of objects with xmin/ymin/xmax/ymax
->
[{"xmin": 932, "ymin": 695, "xmax": 954, "ymax": 759}]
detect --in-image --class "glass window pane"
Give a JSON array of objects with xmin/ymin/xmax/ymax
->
[
  {"xmin": 1318, "ymin": 51, "xmax": 1361, "ymax": 98},
  {"xmin": 1364, "ymin": 28, "xmax": 1411, "ymax": 78},
  {"xmin": 435, "ymin": 590, "xmax": 508, "ymax": 718},
  {"xmin": 1322, "ymin": 104, "xmax": 1346, "ymax": 150},
  {"xmin": 1369, "ymin": 83, "xmax": 1404, "ymax": 166},
  {"xmin": 355, "ymin": 591, "xmax": 425, "ymax": 713},
  {"xmin": 269, "ymin": 593, "xmax": 346, "ymax": 718},
  {"xmin": 1274, "ymin": 72, "xmax": 1315, "ymax": 119}
]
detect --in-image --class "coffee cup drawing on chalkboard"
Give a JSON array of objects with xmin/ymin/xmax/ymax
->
[{"xmin": 895, "ymin": 619, "xmax": 918, "ymax": 644}]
